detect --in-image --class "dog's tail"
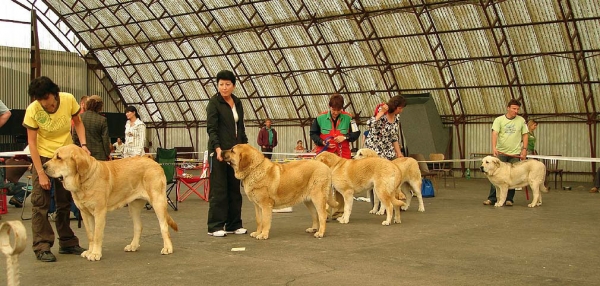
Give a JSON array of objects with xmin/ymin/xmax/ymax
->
[
  {"xmin": 167, "ymin": 214, "xmax": 179, "ymax": 232},
  {"xmin": 390, "ymin": 196, "xmax": 406, "ymax": 207},
  {"xmin": 540, "ymin": 184, "xmax": 549, "ymax": 193}
]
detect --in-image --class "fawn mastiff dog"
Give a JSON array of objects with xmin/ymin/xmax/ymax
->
[
  {"xmin": 222, "ymin": 144, "xmax": 337, "ymax": 239},
  {"xmin": 314, "ymin": 152, "xmax": 406, "ymax": 226},
  {"xmin": 480, "ymin": 156, "xmax": 548, "ymax": 207},
  {"xmin": 354, "ymin": 148, "xmax": 425, "ymax": 213},
  {"xmin": 43, "ymin": 144, "xmax": 178, "ymax": 261}
]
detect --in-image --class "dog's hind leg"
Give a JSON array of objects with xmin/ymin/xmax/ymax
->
[
  {"xmin": 407, "ymin": 179, "xmax": 425, "ymax": 212},
  {"xmin": 125, "ymin": 199, "xmax": 146, "ymax": 253},
  {"xmin": 528, "ymin": 182, "xmax": 542, "ymax": 208},
  {"xmin": 151, "ymin": 199, "xmax": 175, "ymax": 255},
  {"xmin": 304, "ymin": 200, "xmax": 319, "ymax": 234}
]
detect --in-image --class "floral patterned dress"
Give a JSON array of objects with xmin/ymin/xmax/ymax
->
[{"xmin": 364, "ymin": 114, "xmax": 400, "ymax": 160}]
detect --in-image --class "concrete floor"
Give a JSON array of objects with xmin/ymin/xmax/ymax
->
[{"xmin": 1, "ymin": 178, "xmax": 599, "ymax": 286}]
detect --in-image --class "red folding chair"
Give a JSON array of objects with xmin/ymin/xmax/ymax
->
[{"xmin": 176, "ymin": 151, "xmax": 210, "ymax": 202}]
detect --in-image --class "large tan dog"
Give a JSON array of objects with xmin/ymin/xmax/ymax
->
[
  {"xmin": 354, "ymin": 148, "xmax": 425, "ymax": 213},
  {"xmin": 43, "ymin": 144, "xmax": 178, "ymax": 261},
  {"xmin": 480, "ymin": 156, "xmax": 548, "ymax": 207},
  {"xmin": 314, "ymin": 152, "xmax": 406, "ymax": 226},
  {"xmin": 222, "ymin": 144, "xmax": 337, "ymax": 239}
]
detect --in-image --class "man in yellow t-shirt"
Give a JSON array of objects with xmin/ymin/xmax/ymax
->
[{"xmin": 23, "ymin": 76, "xmax": 90, "ymax": 262}]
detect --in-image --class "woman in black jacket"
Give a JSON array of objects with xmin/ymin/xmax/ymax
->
[{"xmin": 206, "ymin": 70, "xmax": 249, "ymax": 237}]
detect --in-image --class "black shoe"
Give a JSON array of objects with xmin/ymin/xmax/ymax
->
[
  {"xmin": 59, "ymin": 245, "xmax": 86, "ymax": 255},
  {"xmin": 9, "ymin": 197, "xmax": 23, "ymax": 208},
  {"xmin": 36, "ymin": 251, "xmax": 57, "ymax": 262}
]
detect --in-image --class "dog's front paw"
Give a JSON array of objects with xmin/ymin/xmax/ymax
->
[
  {"xmin": 124, "ymin": 244, "xmax": 140, "ymax": 252},
  {"xmin": 313, "ymin": 232, "xmax": 324, "ymax": 238},
  {"xmin": 337, "ymin": 217, "xmax": 349, "ymax": 224},
  {"xmin": 368, "ymin": 209, "xmax": 376, "ymax": 214},
  {"xmin": 527, "ymin": 203, "xmax": 536, "ymax": 208},
  {"xmin": 255, "ymin": 233, "xmax": 269, "ymax": 240},
  {"xmin": 417, "ymin": 206, "xmax": 425, "ymax": 212},
  {"xmin": 494, "ymin": 202, "xmax": 503, "ymax": 207},
  {"xmin": 305, "ymin": 227, "xmax": 317, "ymax": 233},
  {"xmin": 84, "ymin": 251, "xmax": 102, "ymax": 261},
  {"xmin": 375, "ymin": 210, "xmax": 385, "ymax": 215},
  {"xmin": 393, "ymin": 218, "xmax": 402, "ymax": 224},
  {"xmin": 381, "ymin": 220, "xmax": 391, "ymax": 226},
  {"xmin": 250, "ymin": 231, "xmax": 259, "ymax": 238},
  {"xmin": 161, "ymin": 247, "xmax": 173, "ymax": 255}
]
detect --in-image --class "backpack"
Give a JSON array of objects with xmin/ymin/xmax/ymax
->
[{"xmin": 421, "ymin": 178, "xmax": 435, "ymax": 198}]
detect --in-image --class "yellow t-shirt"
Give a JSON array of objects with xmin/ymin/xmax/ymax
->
[{"xmin": 23, "ymin": 92, "xmax": 80, "ymax": 158}]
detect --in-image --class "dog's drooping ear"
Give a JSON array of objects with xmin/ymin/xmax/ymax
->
[
  {"xmin": 73, "ymin": 148, "xmax": 90, "ymax": 175},
  {"xmin": 238, "ymin": 152, "xmax": 249, "ymax": 171}
]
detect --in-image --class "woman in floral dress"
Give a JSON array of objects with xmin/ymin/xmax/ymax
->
[{"xmin": 364, "ymin": 95, "xmax": 407, "ymax": 160}]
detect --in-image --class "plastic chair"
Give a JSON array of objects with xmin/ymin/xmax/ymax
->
[
  {"xmin": 156, "ymin": 148, "xmax": 178, "ymax": 211},
  {"xmin": 177, "ymin": 151, "xmax": 210, "ymax": 202},
  {"xmin": 543, "ymin": 155, "xmax": 563, "ymax": 189},
  {"xmin": 429, "ymin": 153, "xmax": 455, "ymax": 188}
]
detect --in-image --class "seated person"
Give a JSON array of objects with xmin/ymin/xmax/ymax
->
[
  {"xmin": 0, "ymin": 157, "xmax": 31, "ymax": 208},
  {"xmin": 294, "ymin": 140, "xmax": 306, "ymax": 156}
]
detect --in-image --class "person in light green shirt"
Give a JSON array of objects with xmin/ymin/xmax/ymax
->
[{"xmin": 483, "ymin": 99, "xmax": 529, "ymax": 206}]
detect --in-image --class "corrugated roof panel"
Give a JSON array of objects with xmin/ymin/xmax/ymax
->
[
  {"xmin": 285, "ymin": 47, "xmax": 323, "ymax": 70},
  {"xmin": 458, "ymin": 30, "xmax": 495, "ymax": 58},
  {"xmin": 578, "ymin": 20, "xmax": 600, "ymax": 50},
  {"xmin": 238, "ymin": 52, "xmax": 277, "ymax": 74},
  {"xmin": 166, "ymin": 60, "xmax": 195, "ymax": 81},
  {"xmin": 525, "ymin": 0, "xmax": 559, "ymax": 22},
  {"xmin": 270, "ymin": 26, "xmax": 311, "ymax": 48},
  {"xmin": 228, "ymin": 32, "xmax": 263, "ymax": 53},
  {"xmin": 452, "ymin": 3, "xmax": 486, "ymax": 30},
  {"xmin": 498, "ymin": 0, "xmax": 531, "ymax": 26},
  {"xmin": 295, "ymin": 72, "xmax": 336, "ymax": 96}
]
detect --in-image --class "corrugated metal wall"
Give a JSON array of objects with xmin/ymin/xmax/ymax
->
[{"xmin": 0, "ymin": 46, "xmax": 113, "ymax": 111}]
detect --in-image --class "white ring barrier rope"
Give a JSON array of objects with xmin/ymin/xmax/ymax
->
[{"xmin": 1, "ymin": 220, "xmax": 27, "ymax": 286}]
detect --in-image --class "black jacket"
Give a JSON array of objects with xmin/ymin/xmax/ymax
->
[{"xmin": 206, "ymin": 93, "xmax": 248, "ymax": 152}]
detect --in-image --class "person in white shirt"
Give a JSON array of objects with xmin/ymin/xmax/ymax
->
[
  {"xmin": 122, "ymin": 106, "xmax": 146, "ymax": 158},
  {"xmin": 112, "ymin": 137, "xmax": 124, "ymax": 155}
]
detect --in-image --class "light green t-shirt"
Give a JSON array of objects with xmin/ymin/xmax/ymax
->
[{"xmin": 492, "ymin": 115, "xmax": 528, "ymax": 155}]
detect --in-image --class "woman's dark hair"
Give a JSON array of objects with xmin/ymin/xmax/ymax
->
[
  {"xmin": 328, "ymin": 94, "xmax": 344, "ymax": 109},
  {"xmin": 387, "ymin": 95, "xmax": 407, "ymax": 112},
  {"xmin": 85, "ymin": 95, "xmax": 103, "ymax": 113},
  {"xmin": 125, "ymin": 105, "xmax": 140, "ymax": 119},
  {"xmin": 216, "ymin": 70, "xmax": 236, "ymax": 85},
  {"xmin": 28, "ymin": 76, "xmax": 60, "ymax": 100}
]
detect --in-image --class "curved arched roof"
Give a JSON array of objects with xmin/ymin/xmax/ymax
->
[{"xmin": 25, "ymin": 0, "xmax": 600, "ymax": 127}]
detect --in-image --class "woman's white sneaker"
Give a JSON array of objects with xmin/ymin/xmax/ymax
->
[
  {"xmin": 208, "ymin": 230, "xmax": 227, "ymax": 237},
  {"xmin": 226, "ymin": 228, "xmax": 247, "ymax": 235}
]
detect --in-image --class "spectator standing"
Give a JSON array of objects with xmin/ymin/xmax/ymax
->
[
  {"xmin": 73, "ymin": 95, "xmax": 111, "ymax": 161},
  {"xmin": 526, "ymin": 120, "xmax": 538, "ymax": 155},
  {"xmin": 122, "ymin": 106, "xmax": 146, "ymax": 158},
  {"xmin": 257, "ymin": 119, "xmax": 278, "ymax": 159},
  {"xmin": 206, "ymin": 70, "xmax": 248, "ymax": 237},
  {"xmin": 23, "ymin": 76, "xmax": 88, "ymax": 262},
  {"xmin": 483, "ymin": 99, "xmax": 528, "ymax": 206},
  {"xmin": 364, "ymin": 95, "xmax": 406, "ymax": 160}
]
